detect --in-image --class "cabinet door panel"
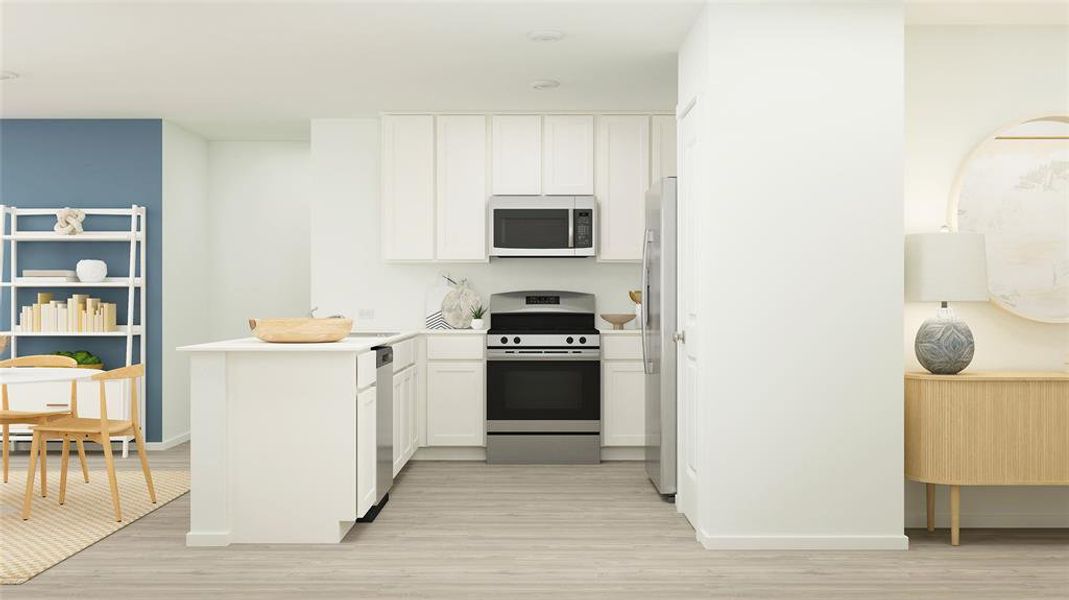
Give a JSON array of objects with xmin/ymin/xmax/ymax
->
[
  {"xmin": 382, "ymin": 115, "xmax": 435, "ymax": 260},
  {"xmin": 596, "ymin": 115, "xmax": 650, "ymax": 261},
  {"xmin": 651, "ymin": 115, "xmax": 677, "ymax": 182},
  {"xmin": 393, "ymin": 374, "xmax": 404, "ymax": 476},
  {"xmin": 543, "ymin": 115, "xmax": 594, "ymax": 195},
  {"xmin": 426, "ymin": 361, "xmax": 485, "ymax": 446},
  {"xmin": 437, "ymin": 115, "xmax": 489, "ymax": 261},
  {"xmin": 357, "ymin": 386, "xmax": 377, "ymax": 517},
  {"xmin": 491, "ymin": 115, "xmax": 542, "ymax": 195},
  {"xmin": 602, "ymin": 361, "xmax": 646, "ymax": 446}
]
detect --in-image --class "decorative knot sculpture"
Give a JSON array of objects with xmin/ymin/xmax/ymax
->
[{"xmin": 53, "ymin": 208, "xmax": 86, "ymax": 235}]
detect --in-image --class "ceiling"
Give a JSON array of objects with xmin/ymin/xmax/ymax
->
[
  {"xmin": 0, "ymin": 1, "xmax": 703, "ymax": 139},
  {"xmin": 1, "ymin": 1, "xmax": 1064, "ymax": 140}
]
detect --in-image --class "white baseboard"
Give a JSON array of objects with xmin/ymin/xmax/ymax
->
[
  {"xmin": 146, "ymin": 431, "xmax": 190, "ymax": 451},
  {"xmin": 906, "ymin": 512, "xmax": 1069, "ymax": 528},
  {"xmin": 698, "ymin": 530, "xmax": 910, "ymax": 550},
  {"xmin": 410, "ymin": 446, "xmax": 645, "ymax": 461},
  {"xmin": 186, "ymin": 531, "xmax": 231, "ymax": 547},
  {"xmin": 412, "ymin": 446, "xmax": 486, "ymax": 461}
]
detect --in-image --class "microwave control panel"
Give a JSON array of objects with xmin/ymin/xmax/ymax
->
[{"xmin": 573, "ymin": 209, "xmax": 593, "ymax": 249}]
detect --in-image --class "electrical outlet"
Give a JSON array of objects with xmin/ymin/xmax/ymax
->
[{"xmin": 357, "ymin": 308, "xmax": 375, "ymax": 320}]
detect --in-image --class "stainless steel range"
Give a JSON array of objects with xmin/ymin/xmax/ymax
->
[{"xmin": 485, "ymin": 291, "xmax": 601, "ymax": 464}]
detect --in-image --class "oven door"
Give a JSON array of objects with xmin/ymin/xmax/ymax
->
[
  {"xmin": 489, "ymin": 196, "xmax": 576, "ymax": 257},
  {"xmin": 486, "ymin": 359, "xmax": 600, "ymax": 432}
]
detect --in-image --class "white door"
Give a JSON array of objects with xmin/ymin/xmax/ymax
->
[
  {"xmin": 650, "ymin": 115, "xmax": 677, "ymax": 182},
  {"xmin": 426, "ymin": 361, "xmax": 485, "ymax": 446},
  {"xmin": 356, "ymin": 386, "xmax": 377, "ymax": 518},
  {"xmin": 381, "ymin": 115, "xmax": 435, "ymax": 260},
  {"xmin": 602, "ymin": 361, "xmax": 646, "ymax": 446},
  {"xmin": 393, "ymin": 372, "xmax": 404, "ymax": 476},
  {"xmin": 543, "ymin": 115, "xmax": 594, "ymax": 195},
  {"xmin": 402, "ymin": 367, "xmax": 416, "ymax": 461},
  {"xmin": 437, "ymin": 115, "xmax": 489, "ymax": 261},
  {"xmin": 595, "ymin": 115, "xmax": 650, "ymax": 261},
  {"xmin": 676, "ymin": 99, "xmax": 702, "ymax": 528},
  {"xmin": 491, "ymin": 115, "xmax": 542, "ymax": 195}
]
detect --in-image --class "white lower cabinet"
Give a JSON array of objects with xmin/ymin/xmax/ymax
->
[
  {"xmin": 426, "ymin": 360, "xmax": 485, "ymax": 446},
  {"xmin": 601, "ymin": 337, "xmax": 646, "ymax": 447},
  {"xmin": 393, "ymin": 365, "xmax": 418, "ymax": 476},
  {"xmin": 356, "ymin": 385, "xmax": 377, "ymax": 518}
]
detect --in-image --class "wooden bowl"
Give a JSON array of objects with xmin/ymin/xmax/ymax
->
[
  {"xmin": 600, "ymin": 313, "xmax": 636, "ymax": 330},
  {"xmin": 248, "ymin": 317, "xmax": 353, "ymax": 343},
  {"xmin": 628, "ymin": 290, "xmax": 642, "ymax": 305}
]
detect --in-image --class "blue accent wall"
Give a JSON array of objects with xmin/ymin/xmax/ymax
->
[{"xmin": 0, "ymin": 119, "xmax": 163, "ymax": 442}]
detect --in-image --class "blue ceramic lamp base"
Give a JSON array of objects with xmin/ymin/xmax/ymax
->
[{"xmin": 915, "ymin": 303, "xmax": 975, "ymax": 375}]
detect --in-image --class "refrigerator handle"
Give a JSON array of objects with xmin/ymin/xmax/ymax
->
[{"xmin": 640, "ymin": 229, "xmax": 652, "ymax": 375}]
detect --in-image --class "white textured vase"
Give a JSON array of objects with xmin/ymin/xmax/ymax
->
[
  {"xmin": 76, "ymin": 259, "xmax": 108, "ymax": 283},
  {"xmin": 470, "ymin": 318, "xmax": 485, "ymax": 330}
]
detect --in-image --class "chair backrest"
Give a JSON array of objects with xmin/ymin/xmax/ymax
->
[
  {"xmin": 91, "ymin": 364, "xmax": 144, "ymax": 426},
  {"xmin": 0, "ymin": 355, "xmax": 77, "ymax": 368},
  {"xmin": 0, "ymin": 355, "xmax": 78, "ymax": 411}
]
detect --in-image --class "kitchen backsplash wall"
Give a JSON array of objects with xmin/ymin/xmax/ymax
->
[{"xmin": 309, "ymin": 118, "xmax": 642, "ymax": 330}]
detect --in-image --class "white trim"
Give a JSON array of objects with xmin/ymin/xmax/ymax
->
[
  {"xmin": 601, "ymin": 446, "xmax": 644, "ymax": 461},
  {"xmin": 146, "ymin": 431, "xmax": 190, "ymax": 451},
  {"xmin": 698, "ymin": 530, "xmax": 910, "ymax": 550},
  {"xmin": 411, "ymin": 446, "xmax": 486, "ymax": 461},
  {"xmin": 185, "ymin": 531, "xmax": 231, "ymax": 547}
]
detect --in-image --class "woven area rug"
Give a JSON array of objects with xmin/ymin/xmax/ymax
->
[{"xmin": 0, "ymin": 469, "xmax": 189, "ymax": 584}]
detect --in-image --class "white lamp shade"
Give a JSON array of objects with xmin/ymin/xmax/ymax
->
[{"xmin": 905, "ymin": 232, "xmax": 988, "ymax": 302}]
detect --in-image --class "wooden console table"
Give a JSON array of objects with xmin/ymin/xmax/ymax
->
[{"xmin": 905, "ymin": 371, "xmax": 1069, "ymax": 545}]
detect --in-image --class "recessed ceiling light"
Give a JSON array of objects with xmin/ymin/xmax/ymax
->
[
  {"xmin": 527, "ymin": 30, "xmax": 565, "ymax": 42},
  {"xmin": 0, "ymin": 71, "xmax": 19, "ymax": 81},
  {"xmin": 530, "ymin": 79, "xmax": 560, "ymax": 90}
]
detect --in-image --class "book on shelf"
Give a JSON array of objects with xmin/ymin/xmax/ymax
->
[
  {"xmin": 16, "ymin": 292, "xmax": 119, "ymax": 334},
  {"xmin": 23, "ymin": 269, "xmax": 77, "ymax": 278}
]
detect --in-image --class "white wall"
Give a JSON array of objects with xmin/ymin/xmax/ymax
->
[
  {"xmin": 683, "ymin": 2, "xmax": 906, "ymax": 549},
  {"xmin": 206, "ymin": 141, "xmax": 311, "ymax": 339},
  {"xmin": 161, "ymin": 121, "xmax": 209, "ymax": 445},
  {"xmin": 309, "ymin": 119, "xmax": 641, "ymax": 331},
  {"xmin": 904, "ymin": 24, "xmax": 1069, "ymax": 527}
]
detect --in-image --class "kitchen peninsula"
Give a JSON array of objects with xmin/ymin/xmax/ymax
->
[{"xmin": 179, "ymin": 328, "xmax": 643, "ymax": 546}]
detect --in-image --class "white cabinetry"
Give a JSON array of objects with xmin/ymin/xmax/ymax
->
[
  {"xmin": 426, "ymin": 361, "xmax": 485, "ymax": 446},
  {"xmin": 596, "ymin": 115, "xmax": 651, "ymax": 261},
  {"xmin": 491, "ymin": 115, "xmax": 542, "ymax": 195},
  {"xmin": 392, "ymin": 364, "xmax": 418, "ymax": 476},
  {"xmin": 381, "ymin": 115, "xmax": 435, "ymax": 261},
  {"xmin": 436, "ymin": 115, "xmax": 489, "ymax": 261},
  {"xmin": 650, "ymin": 115, "xmax": 678, "ymax": 183},
  {"xmin": 543, "ymin": 115, "xmax": 595, "ymax": 195},
  {"xmin": 601, "ymin": 335, "xmax": 646, "ymax": 447},
  {"xmin": 424, "ymin": 333, "xmax": 485, "ymax": 447},
  {"xmin": 356, "ymin": 384, "xmax": 377, "ymax": 518}
]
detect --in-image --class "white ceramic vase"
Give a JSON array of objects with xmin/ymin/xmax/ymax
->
[
  {"xmin": 470, "ymin": 318, "xmax": 485, "ymax": 330},
  {"xmin": 76, "ymin": 259, "xmax": 108, "ymax": 283}
]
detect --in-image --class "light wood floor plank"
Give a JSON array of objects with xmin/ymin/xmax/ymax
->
[{"xmin": 3, "ymin": 443, "xmax": 1067, "ymax": 599}]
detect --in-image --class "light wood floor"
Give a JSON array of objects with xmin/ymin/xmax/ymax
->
[{"xmin": 4, "ymin": 443, "xmax": 1068, "ymax": 599}]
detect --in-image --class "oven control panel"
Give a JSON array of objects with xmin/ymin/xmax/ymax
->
[{"xmin": 487, "ymin": 332, "xmax": 601, "ymax": 360}]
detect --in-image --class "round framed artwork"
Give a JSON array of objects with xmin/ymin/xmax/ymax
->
[{"xmin": 950, "ymin": 115, "xmax": 1069, "ymax": 323}]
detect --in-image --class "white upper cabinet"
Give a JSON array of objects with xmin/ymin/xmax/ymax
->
[
  {"xmin": 436, "ymin": 115, "xmax": 488, "ymax": 261},
  {"xmin": 596, "ymin": 115, "xmax": 650, "ymax": 262},
  {"xmin": 491, "ymin": 115, "xmax": 542, "ymax": 195},
  {"xmin": 651, "ymin": 115, "xmax": 678, "ymax": 182},
  {"xmin": 381, "ymin": 115, "xmax": 435, "ymax": 261},
  {"xmin": 543, "ymin": 115, "xmax": 595, "ymax": 195}
]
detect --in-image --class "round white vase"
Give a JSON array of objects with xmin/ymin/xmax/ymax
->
[
  {"xmin": 470, "ymin": 318, "xmax": 485, "ymax": 330},
  {"xmin": 76, "ymin": 259, "xmax": 108, "ymax": 283}
]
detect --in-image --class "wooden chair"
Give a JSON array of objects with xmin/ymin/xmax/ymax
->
[
  {"xmin": 0, "ymin": 355, "xmax": 90, "ymax": 494},
  {"xmin": 22, "ymin": 364, "xmax": 155, "ymax": 521}
]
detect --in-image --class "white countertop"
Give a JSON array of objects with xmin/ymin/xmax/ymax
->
[{"xmin": 178, "ymin": 329, "xmax": 486, "ymax": 353}]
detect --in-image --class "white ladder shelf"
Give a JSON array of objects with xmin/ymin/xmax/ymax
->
[{"xmin": 0, "ymin": 205, "xmax": 147, "ymax": 457}]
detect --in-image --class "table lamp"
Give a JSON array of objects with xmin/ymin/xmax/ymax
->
[{"xmin": 905, "ymin": 230, "xmax": 988, "ymax": 374}]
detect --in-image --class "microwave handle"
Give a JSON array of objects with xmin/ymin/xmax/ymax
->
[{"xmin": 568, "ymin": 209, "xmax": 574, "ymax": 248}]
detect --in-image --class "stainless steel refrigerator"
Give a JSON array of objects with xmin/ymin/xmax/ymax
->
[{"xmin": 643, "ymin": 177, "xmax": 677, "ymax": 497}]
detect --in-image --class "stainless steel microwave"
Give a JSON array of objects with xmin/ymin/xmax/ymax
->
[{"xmin": 488, "ymin": 196, "xmax": 596, "ymax": 257}]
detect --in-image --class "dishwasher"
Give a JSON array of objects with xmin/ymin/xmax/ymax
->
[{"xmin": 359, "ymin": 344, "xmax": 393, "ymax": 522}]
